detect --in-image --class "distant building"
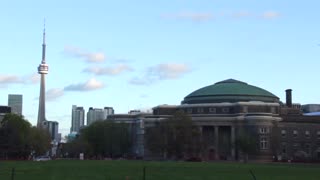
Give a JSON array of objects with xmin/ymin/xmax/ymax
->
[
  {"xmin": 43, "ymin": 120, "xmax": 59, "ymax": 142},
  {"xmin": 71, "ymin": 105, "xmax": 85, "ymax": 133},
  {"xmin": 0, "ymin": 105, "xmax": 11, "ymax": 122},
  {"xmin": 302, "ymin": 104, "xmax": 320, "ymax": 113},
  {"xmin": 8, "ymin": 94, "xmax": 23, "ymax": 115},
  {"xmin": 103, "ymin": 107, "xmax": 114, "ymax": 118},
  {"xmin": 87, "ymin": 106, "xmax": 114, "ymax": 125}
]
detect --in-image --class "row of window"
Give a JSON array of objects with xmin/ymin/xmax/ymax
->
[
  {"xmin": 281, "ymin": 130, "xmax": 320, "ymax": 138},
  {"xmin": 184, "ymin": 106, "xmax": 277, "ymax": 114},
  {"xmin": 185, "ymin": 107, "xmax": 230, "ymax": 114}
]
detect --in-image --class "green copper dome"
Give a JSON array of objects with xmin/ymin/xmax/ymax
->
[{"xmin": 182, "ymin": 79, "xmax": 279, "ymax": 104}]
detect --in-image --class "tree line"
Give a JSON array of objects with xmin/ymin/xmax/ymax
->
[
  {"xmin": 0, "ymin": 113, "xmax": 51, "ymax": 159},
  {"xmin": 64, "ymin": 110, "xmax": 258, "ymax": 161},
  {"xmin": 62, "ymin": 121, "xmax": 132, "ymax": 159}
]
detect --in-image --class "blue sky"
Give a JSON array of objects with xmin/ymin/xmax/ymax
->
[{"xmin": 0, "ymin": 0, "xmax": 319, "ymax": 135}]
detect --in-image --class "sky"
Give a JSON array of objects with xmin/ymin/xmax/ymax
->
[{"xmin": 0, "ymin": 0, "xmax": 319, "ymax": 136}]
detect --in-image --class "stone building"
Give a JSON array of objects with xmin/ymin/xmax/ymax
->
[{"xmin": 108, "ymin": 79, "xmax": 320, "ymax": 161}]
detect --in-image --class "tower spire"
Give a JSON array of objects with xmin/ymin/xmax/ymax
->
[{"xmin": 42, "ymin": 18, "xmax": 46, "ymax": 63}]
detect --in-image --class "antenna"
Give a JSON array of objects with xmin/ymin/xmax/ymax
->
[{"xmin": 43, "ymin": 18, "xmax": 46, "ymax": 32}]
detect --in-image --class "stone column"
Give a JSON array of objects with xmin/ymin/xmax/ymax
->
[
  {"xmin": 214, "ymin": 126, "xmax": 219, "ymax": 159},
  {"xmin": 199, "ymin": 126, "xmax": 203, "ymax": 159},
  {"xmin": 199, "ymin": 126, "xmax": 203, "ymax": 136},
  {"xmin": 231, "ymin": 126, "xmax": 236, "ymax": 160}
]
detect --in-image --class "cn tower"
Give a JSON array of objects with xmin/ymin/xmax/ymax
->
[{"xmin": 37, "ymin": 23, "xmax": 49, "ymax": 128}]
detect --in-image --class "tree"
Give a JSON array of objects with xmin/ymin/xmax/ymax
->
[
  {"xmin": 0, "ymin": 114, "xmax": 52, "ymax": 159},
  {"xmin": 0, "ymin": 114, "xmax": 31, "ymax": 159},
  {"xmin": 235, "ymin": 129, "xmax": 257, "ymax": 163},
  {"xmin": 28, "ymin": 127, "xmax": 51, "ymax": 156},
  {"xmin": 146, "ymin": 110, "xmax": 201, "ymax": 160},
  {"xmin": 74, "ymin": 121, "xmax": 132, "ymax": 159}
]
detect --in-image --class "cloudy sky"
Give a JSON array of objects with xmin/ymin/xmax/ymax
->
[{"xmin": 0, "ymin": 0, "xmax": 319, "ymax": 135}]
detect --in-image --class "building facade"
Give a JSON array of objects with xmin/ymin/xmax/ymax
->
[
  {"xmin": 109, "ymin": 79, "xmax": 320, "ymax": 161},
  {"xmin": 0, "ymin": 106, "xmax": 11, "ymax": 122},
  {"xmin": 8, "ymin": 94, "xmax": 23, "ymax": 115},
  {"xmin": 71, "ymin": 105, "xmax": 85, "ymax": 133},
  {"xmin": 87, "ymin": 106, "xmax": 114, "ymax": 125},
  {"xmin": 43, "ymin": 120, "xmax": 59, "ymax": 142}
]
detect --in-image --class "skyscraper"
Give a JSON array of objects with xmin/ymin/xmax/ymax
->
[
  {"xmin": 87, "ymin": 106, "xmax": 114, "ymax": 125},
  {"xmin": 71, "ymin": 105, "xmax": 85, "ymax": 133},
  {"xmin": 8, "ymin": 94, "xmax": 23, "ymax": 115},
  {"xmin": 37, "ymin": 23, "xmax": 49, "ymax": 128}
]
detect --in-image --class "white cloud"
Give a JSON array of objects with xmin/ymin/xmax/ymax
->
[
  {"xmin": 23, "ymin": 73, "xmax": 40, "ymax": 84},
  {"xmin": 231, "ymin": 11, "xmax": 252, "ymax": 18},
  {"xmin": 149, "ymin": 63, "xmax": 190, "ymax": 79},
  {"xmin": 0, "ymin": 73, "xmax": 44, "ymax": 87},
  {"xmin": 129, "ymin": 77, "xmax": 152, "ymax": 86},
  {"xmin": 64, "ymin": 78, "xmax": 105, "ymax": 91},
  {"xmin": 162, "ymin": 11, "xmax": 281, "ymax": 21},
  {"xmin": 162, "ymin": 12, "xmax": 214, "ymax": 22},
  {"xmin": 0, "ymin": 75, "xmax": 21, "ymax": 84},
  {"xmin": 46, "ymin": 88, "xmax": 64, "ymax": 101},
  {"xmin": 129, "ymin": 63, "xmax": 191, "ymax": 86},
  {"xmin": 83, "ymin": 64, "xmax": 133, "ymax": 76},
  {"xmin": 260, "ymin": 11, "xmax": 281, "ymax": 19},
  {"xmin": 63, "ymin": 45, "xmax": 106, "ymax": 63}
]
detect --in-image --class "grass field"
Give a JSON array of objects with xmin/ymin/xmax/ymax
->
[{"xmin": 1, "ymin": 160, "xmax": 320, "ymax": 180}]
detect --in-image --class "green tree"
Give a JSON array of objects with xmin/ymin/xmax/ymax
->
[
  {"xmin": 0, "ymin": 114, "xmax": 31, "ymax": 159},
  {"xmin": 146, "ymin": 110, "xmax": 201, "ymax": 160},
  {"xmin": 77, "ymin": 121, "xmax": 132, "ymax": 159},
  {"xmin": 28, "ymin": 127, "xmax": 51, "ymax": 156},
  {"xmin": 235, "ymin": 129, "xmax": 257, "ymax": 163}
]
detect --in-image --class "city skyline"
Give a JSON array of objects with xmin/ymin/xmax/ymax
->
[{"xmin": 0, "ymin": 0, "xmax": 320, "ymax": 135}]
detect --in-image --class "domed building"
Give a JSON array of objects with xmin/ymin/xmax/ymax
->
[
  {"xmin": 109, "ymin": 79, "xmax": 320, "ymax": 161},
  {"xmin": 182, "ymin": 79, "xmax": 279, "ymax": 104},
  {"xmin": 153, "ymin": 79, "xmax": 282, "ymax": 160}
]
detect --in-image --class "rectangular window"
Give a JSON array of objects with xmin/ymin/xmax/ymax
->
[
  {"xmin": 187, "ymin": 108, "xmax": 192, "ymax": 114},
  {"xmin": 271, "ymin": 107, "xmax": 276, "ymax": 114},
  {"xmin": 197, "ymin": 108, "xmax": 204, "ymax": 113},
  {"xmin": 317, "ymin": 131, "xmax": 320, "ymax": 139},
  {"xmin": 305, "ymin": 143, "xmax": 310, "ymax": 149},
  {"xmin": 260, "ymin": 137, "xmax": 268, "ymax": 150},
  {"xmin": 209, "ymin": 107, "xmax": 216, "ymax": 113},
  {"xmin": 243, "ymin": 106, "xmax": 248, "ymax": 113},
  {"xmin": 293, "ymin": 130, "xmax": 298, "ymax": 138},
  {"xmin": 281, "ymin": 142, "xmax": 287, "ymax": 154},
  {"xmin": 305, "ymin": 131, "xmax": 310, "ymax": 138},
  {"xmin": 281, "ymin": 130, "xmax": 286, "ymax": 138},
  {"xmin": 260, "ymin": 127, "xmax": 269, "ymax": 134},
  {"xmin": 293, "ymin": 143, "xmax": 299, "ymax": 148},
  {"xmin": 222, "ymin": 107, "xmax": 229, "ymax": 113}
]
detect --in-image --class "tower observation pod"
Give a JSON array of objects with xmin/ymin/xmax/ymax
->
[{"xmin": 38, "ymin": 63, "xmax": 49, "ymax": 74}]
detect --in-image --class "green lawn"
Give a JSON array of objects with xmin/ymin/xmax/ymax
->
[{"xmin": 1, "ymin": 160, "xmax": 320, "ymax": 180}]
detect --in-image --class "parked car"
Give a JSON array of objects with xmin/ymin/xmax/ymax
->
[{"xmin": 34, "ymin": 156, "xmax": 51, "ymax": 161}]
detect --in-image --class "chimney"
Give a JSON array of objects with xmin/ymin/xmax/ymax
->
[{"xmin": 285, "ymin": 89, "xmax": 292, "ymax": 107}]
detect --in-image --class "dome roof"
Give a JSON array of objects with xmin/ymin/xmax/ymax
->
[{"xmin": 182, "ymin": 79, "xmax": 279, "ymax": 104}]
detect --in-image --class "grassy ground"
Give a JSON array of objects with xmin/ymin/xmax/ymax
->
[{"xmin": 1, "ymin": 160, "xmax": 320, "ymax": 180}]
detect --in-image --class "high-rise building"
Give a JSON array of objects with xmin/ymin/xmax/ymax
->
[
  {"xmin": 103, "ymin": 106, "xmax": 114, "ymax": 118},
  {"xmin": 87, "ymin": 106, "xmax": 114, "ymax": 125},
  {"xmin": 8, "ymin": 94, "xmax": 23, "ymax": 115},
  {"xmin": 71, "ymin": 105, "xmax": 85, "ymax": 133},
  {"xmin": 37, "ymin": 24, "xmax": 49, "ymax": 128},
  {"xmin": 43, "ymin": 120, "xmax": 59, "ymax": 142}
]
